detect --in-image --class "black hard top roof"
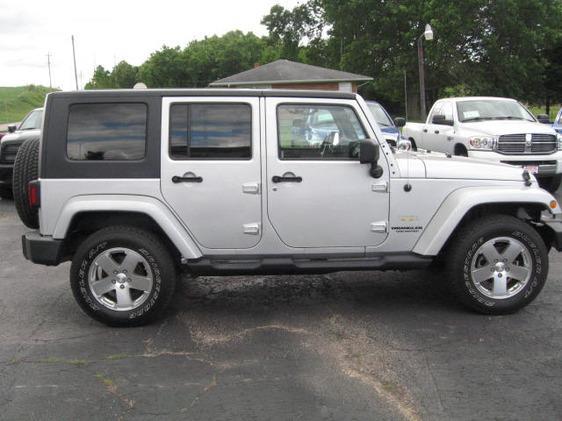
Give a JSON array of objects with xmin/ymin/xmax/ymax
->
[{"xmin": 48, "ymin": 88, "xmax": 357, "ymax": 100}]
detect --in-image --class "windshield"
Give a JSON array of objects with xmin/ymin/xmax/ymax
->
[
  {"xmin": 367, "ymin": 102, "xmax": 394, "ymax": 127},
  {"xmin": 456, "ymin": 100, "xmax": 535, "ymax": 123},
  {"xmin": 18, "ymin": 109, "xmax": 43, "ymax": 131}
]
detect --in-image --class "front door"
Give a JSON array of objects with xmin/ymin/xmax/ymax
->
[
  {"xmin": 160, "ymin": 97, "xmax": 262, "ymax": 249},
  {"xmin": 265, "ymin": 98, "xmax": 390, "ymax": 248}
]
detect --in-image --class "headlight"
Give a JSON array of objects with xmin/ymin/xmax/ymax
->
[
  {"xmin": 557, "ymin": 133, "xmax": 562, "ymax": 151},
  {"xmin": 468, "ymin": 136, "xmax": 496, "ymax": 150}
]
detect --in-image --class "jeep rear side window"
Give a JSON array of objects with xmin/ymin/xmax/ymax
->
[
  {"xmin": 277, "ymin": 104, "xmax": 367, "ymax": 160},
  {"xmin": 169, "ymin": 103, "xmax": 251, "ymax": 160},
  {"xmin": 67, "ymin": 103, "xmax": 147, "ymax": 161}
]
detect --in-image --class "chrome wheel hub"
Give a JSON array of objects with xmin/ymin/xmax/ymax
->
[
  {"xmin": 88, "ymin": 247, "xmax": 154, "ymax": 311},
  {"xmin": 470, "ymin": 237, "xmax": 532, "ymax": 300}
]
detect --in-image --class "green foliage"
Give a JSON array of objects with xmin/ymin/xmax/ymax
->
[
  {"xmin": 0, "ymin": 85, "xmax": 56, "ymax": 124},
  {"xmin": 83, "ymin": 1, "xmax": 562, "ymax": 118},
  {"xmin": 138, "ymin": 31, "xmax": 268, "ymax": 88},
  {"xmin": 85, "ymin": 61, "xmax": 139, "ymax": 89}
]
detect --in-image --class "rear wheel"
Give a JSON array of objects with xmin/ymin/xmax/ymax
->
[
  {"xmin": 537, "ymin": 175, "xmax": 561, "ymax": 194},
  {"xmin": 446, "ymin": 215, "xmax": 548, "ymax": 315},
  {"xmin": 70, "ymin": 226, "xmax": 177, "ymax": 326},
  {"xmin": 13, "ymin": 138, "xmax": 39, "ymax": 228}
]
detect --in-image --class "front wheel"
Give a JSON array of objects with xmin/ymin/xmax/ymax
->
[
  {"xmin": 537, "ymin": 175, "xmax": 561, "ymax": 194},
  {"xmin": 446, "ymin": 215, "xmax": 548, "ymax": 315},
  {"xmin": 70, "ymin": 226, "xmax": 177, "ymax": 326}
]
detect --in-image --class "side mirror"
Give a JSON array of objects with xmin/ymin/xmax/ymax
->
[
  {"xmin": 432, "ymin": 115, "xmax": 454, "ymax": 126},
  {"xmin": 325, "ymin": 131, "xmax": 340, "ymax": 146},
  {"xmin": 394, "ymin": 117, "xmax": 406, "ymax": 128},
  {"xmin": 8, "ymin": 125, "xmax": 17, "ymax": 133},
  {"xmin": 359, "ymin": 140, "xmax": 383, "ymax": 178}
]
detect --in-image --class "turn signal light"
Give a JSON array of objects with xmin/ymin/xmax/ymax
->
[
  {"xmin": 550, "ymin": 200, "xmax": 558, "ymax": 209},
  {"xmin": 28, "ymin": 180, "xmax": 40, "ymax": 209}
]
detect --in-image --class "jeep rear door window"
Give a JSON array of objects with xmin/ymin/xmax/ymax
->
[
  {"xmin": 67, "ymin": 103, "xmax": 147, "ymax": 160},
  {"xmin": 169, "ymin": 103, "xmax": 251, "ymax": 159},
  {"xmin": 277, "ymin": 104, "xmax": 367, "ymax": 160}
]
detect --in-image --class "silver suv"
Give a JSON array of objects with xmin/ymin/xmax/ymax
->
[{"xmin": 14, "ymin": 89, "xmax": 562, "ymax": 326}]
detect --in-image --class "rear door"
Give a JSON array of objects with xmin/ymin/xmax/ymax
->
[
  {"xmin": 160, "ymin": 97, "xmax": 262, "ymax": 249},
  {"xmin": 265, "ymin": 97, "xmax": 390, "ymax": 248}
]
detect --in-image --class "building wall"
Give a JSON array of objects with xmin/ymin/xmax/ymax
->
[{"xmin": 271, "ymin": 82, "xmax": 358, "ymax": 92}]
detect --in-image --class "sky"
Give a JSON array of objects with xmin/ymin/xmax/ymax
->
[{"xmin": 0, "ymin": 0, "xmax": 301, "ymax": 90}]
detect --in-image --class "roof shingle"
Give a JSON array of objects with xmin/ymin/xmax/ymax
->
[{"xmin": 210, "ymin": 59, "xmax": 372, "ymax": 87}]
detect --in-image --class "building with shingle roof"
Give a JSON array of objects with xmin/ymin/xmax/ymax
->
[{"xmin": 210, "ymin": 59, "xmax": 372, "ymax": 93}]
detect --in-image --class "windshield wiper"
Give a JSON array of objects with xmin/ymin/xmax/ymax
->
[
  {"xmin": 462, "ymin": 117, "xmax": 489, "ymax": 122},
  {"xmin": 20, "ymin": 127, "xmax": 39, "ymax": 131},
  {"xmin": 492, "ymin": 116, "xmax": 525, "ymax": 120}
]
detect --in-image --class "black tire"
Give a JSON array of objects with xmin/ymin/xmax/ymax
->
[
  {"xmin": 446, "ymin": 214, "xmax": 548, "ymax": 315},
  {"xmin": 13, "ymin": 138, "xmax": 40, "ymax": 228},
  {"xmin": 70, "ymin": 226, "xmax": 177, "ymax": 326},
  {"xmin": 409, "ymin": 138, "xmax": 418, "ymax": 151},
  {"xmin": 0, "ymin": 185, "xmax": 12, "ymax": 200},
  {"xmin": 537, "ymin": 175, "xmax": 561, "ymax": 194}
]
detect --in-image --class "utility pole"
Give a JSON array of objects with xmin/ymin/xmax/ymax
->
[
  {"xmin": 403, "ymin": 70, "xmax": 408, "ymax": 120},
  {"xmin": 71, "ymin": 35, "xmax": 79, "ymax": 90},
  {"xmin": 46, "ymin": 53, "xmax": 52, "ymax": 88}
]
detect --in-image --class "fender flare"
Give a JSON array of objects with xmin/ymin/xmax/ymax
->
[
  {"xmin": 52, "ymin": 195, "xmax": 202, "ymax": 259},
  {"xmin": 412, "ymin": 186, "xmax": 560, "ymax": 256}
]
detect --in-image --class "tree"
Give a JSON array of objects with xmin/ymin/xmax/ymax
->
[
  {"xmin": 85, "ymin": 65, "xmax": 114, "ymax": 89},
  {"xmin": 112, "ymin": 61, "xmax": 138, "ymax": 88}
]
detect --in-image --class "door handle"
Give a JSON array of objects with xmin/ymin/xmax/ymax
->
[
  {"xmin": 172, "ymin": 174, "xmax": 203, "ymax": 183},
  {"xmin": 272, "ymin": 175, "xmax": 302, "ymax": 183},
  {"xmin": 423, "ymin": 129, "xmax": 428, "ymax": 133},
  {"xmin": 434, "ymin": 130, "xmax": 440, "ymax": 134}
]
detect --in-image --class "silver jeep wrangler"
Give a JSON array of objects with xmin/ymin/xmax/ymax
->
[{"xmin": 14, "ymin": 89, "xmax": 562, "ymax": 326}]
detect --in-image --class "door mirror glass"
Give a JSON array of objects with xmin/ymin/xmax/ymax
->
[
  {"xmin": 359, "ymin": 140, "xmax": 379, "ymax": 164},
  {"xmin": 7, "ymin": 125, "xmax": 17, "ymax": 133},
  {"xmin": 394, "ymin": 117, "xmax": 406, "ymax": 128}
]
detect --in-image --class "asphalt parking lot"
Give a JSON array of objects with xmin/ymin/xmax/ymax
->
[{"xmin": 0, "ymin": 197, "xmax": 561, "ymax": 421}]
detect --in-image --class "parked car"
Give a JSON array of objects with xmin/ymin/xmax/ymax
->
[
  {"xmin": 15, "ymin": 89, "xmax": 562, "ymax": 326},
  {"xmin": 366, "ymin": 100, "xmax": 405, "ymax": 146},
  {"xmin": 553, "ymin": 108, "xmax": 562, "ymax": 135},
  {"xmin": 402, "ymin": 97, "xmax": 562, "ymax": 192},
  {"xmin": 0, "ymin": 108, "xmax": 43, "ymax": 198}
]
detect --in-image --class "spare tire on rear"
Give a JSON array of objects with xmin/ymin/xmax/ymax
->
[{"xmin": 13, "ymin": 138, "xmax": 40, "ymax": 229}]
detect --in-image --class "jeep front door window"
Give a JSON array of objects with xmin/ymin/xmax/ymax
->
[{"xmin": 278, "ymin": 104, "xmax": 367, "ymax": 160}]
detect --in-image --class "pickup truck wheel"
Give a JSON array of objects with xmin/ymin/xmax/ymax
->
[
  {"xmin": 446, "ymin": 215, "xmax": 548, "ymax": 315},
  {"xmin": 537, "ymin": 175, "xmax": 561, "ymax": 194},
  {"xmin": 409, "ymin": 139, "xmax": 418, "ymax": 151},
  {"xmin": 70, "ymin": 226, "xmax": 177, "ymax": 326},
  {"xmin": 13, "ymin": 138, "xmax": 40, "ymax": 228}
]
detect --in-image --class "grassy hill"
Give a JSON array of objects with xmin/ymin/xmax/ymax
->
[{"xmin": 0, "ymin": 85, "xmax": 57, "ymax": 124}]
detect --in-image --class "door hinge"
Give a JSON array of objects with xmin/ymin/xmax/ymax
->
[
  {"xmin": 242, "ymin": 182, "xmax": 261, "ymax": 194},
  {"xmin": 243, "ymin": 223, "xmax": 260, "ymax": 235},
  {"xmin": 370, "ymin": 221, "xmax": 387, "ymax": 233},
  {"xmin": 371, "ymin": 181, "xmax": 388, "ymax": 193}
]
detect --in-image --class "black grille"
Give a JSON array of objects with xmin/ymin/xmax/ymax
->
[
  {"xmin": 0, "ymin": 143, "xmax": 20, "ymax": 164},
  {"xmin": 497, "ymin": 133, "xmax": 557, "ymax": 155}
]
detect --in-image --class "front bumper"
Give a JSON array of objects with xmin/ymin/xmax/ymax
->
[
  {"xmin": 467, "ymin": 150, "xmax": 562, "ymax": 177},
  {"xmin": 22, "ymin": 232, "xmax": 65, "ymax": 266}
]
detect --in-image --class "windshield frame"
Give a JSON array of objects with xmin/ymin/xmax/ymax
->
[{"xmin": 456, "ymin": 100, "xmax": 536, "ymax": 123}]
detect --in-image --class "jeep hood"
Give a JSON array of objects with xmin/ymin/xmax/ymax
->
[
  {"xmin": 462, "ymin": 120, "xmax": 557, "ymax": 137},
  {"xmin": 396, "ymin": 152, "xmax": 527, "ymax": 181}
]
